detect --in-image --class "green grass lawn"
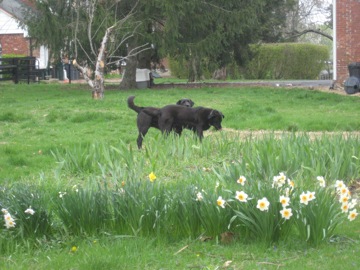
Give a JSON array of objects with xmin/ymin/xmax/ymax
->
[
  {"xmin": 1, "ymin": 83, "xmax": 359, "ymax": 181},
  {"xmin": 0, "ymin": 82, "xmax": 360, "ymax": 269}
]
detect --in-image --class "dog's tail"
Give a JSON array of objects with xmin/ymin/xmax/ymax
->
[{"xmin": 127, "ymin": 96, "xmax": 144, "ymax": 114}]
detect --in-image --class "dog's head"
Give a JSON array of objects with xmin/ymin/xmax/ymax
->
[
  {"xmin": 176, "ymin": 98, "xmax": 194, "ymax": 108},
  {"xmin": 208, "ymin": 110, "xmax": 224, "ymax": 130}
]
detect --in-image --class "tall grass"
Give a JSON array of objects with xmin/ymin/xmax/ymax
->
[{"xmin": 3, "ymin": 133, "xmax": 358, "ymax": 250}]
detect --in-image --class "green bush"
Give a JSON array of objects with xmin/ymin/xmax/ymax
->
[
  {"xmin": 246, "ymin": 43, "xmax": 329, "ymax": 79},
  {"xmin": 2, "ymin": 54, "xmax": 27, "ymax": 58},
  {"xmin": 168, "ymin": 56, "xmax": 214, "ymax": 80},
  {"xmin": 168, "ymin": 57, "xmax": 188, "ymax": 79}
]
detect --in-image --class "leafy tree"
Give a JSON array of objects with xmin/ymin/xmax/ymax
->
[
  {"xmin": 153, "ymin": 0, "xmax": 298, "ymax": 81},
  {"xmin": 21, "ymin": 0, "xmax": 150, "ymax": 97}
]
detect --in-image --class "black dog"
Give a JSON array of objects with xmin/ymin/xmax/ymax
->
[
  {"xmin": 127, "ymin": 96, "xmax": 194, "ymax": 148},
  {"xmin": 143, "ymin": 105, "xmax": 224, "ymax": 140}
]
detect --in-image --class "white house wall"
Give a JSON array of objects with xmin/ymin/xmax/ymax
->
[
  {"xmin": 38, "ymin": 45, "xmax": 49, "ymax": 69},
  {"xmin": 0, "ymin": 8, "xmax": 28, "ymax": 36}
]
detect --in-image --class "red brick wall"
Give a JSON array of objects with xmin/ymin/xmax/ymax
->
[
  {"xmin": 336, "ymin": 0, "xmax": 360, "ymax": 83},
  {"xmin": 0, "ymin": 34, "xmax": 30, "ymax": 56}
]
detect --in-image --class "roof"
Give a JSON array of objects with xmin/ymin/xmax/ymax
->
[{"xmin": 0, "ymin": 0, "xmax": 32, "ymax": 21}]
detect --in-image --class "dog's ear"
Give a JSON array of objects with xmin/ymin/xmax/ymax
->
[
  {"xmin": 208, "ymin": 110, "xmax": 224, "ymax": 119},
  {"xmin": 208, "ymin": 110, "xmax": 215, "ymax": 119},
  {"xmin": 190, "ymin": 99, "xmax": 195, "ymax": 107},
  {"xmin": 176, "ymin": 100, "xmax": 182, "ymax": 105}
]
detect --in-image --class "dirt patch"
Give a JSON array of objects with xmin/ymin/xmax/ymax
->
[
  {"xmin": 209, "ymin": 128, "xmax": 360, "ymax": 140},
  {"xmin": 302, "ymin": 85, "xmax": 360, "ymax": 97}
]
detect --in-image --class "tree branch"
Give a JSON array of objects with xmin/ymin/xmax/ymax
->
[{"xmin": 287, "ymin": 29, "xmax": 333, "ymax": 41}]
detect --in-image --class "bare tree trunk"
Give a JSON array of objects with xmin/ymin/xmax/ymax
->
[
  {"xmin": 120, "ymin": 41, "xmax": 138, "ymax": 89},
  {"xmin": 188, "ymin": 54, "xmax": 201, "ymax": 82},
  {"xmin": 73, "ymin": 26, "xmax": 113, "ymax": 99},
  {"xmin": 212, "ymin": 67, "xmax": 227, "ymax": 80},
  {"xmin": 137, "ymin": 49, "xmax": 152, "ymax": 69},
  {"xmin": 92, "ymin": 62, "xmax": 105, "ymax": 99}
]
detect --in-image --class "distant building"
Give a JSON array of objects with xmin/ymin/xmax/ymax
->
[
  {"xmin": 334, "ymin": 0, "xmax": 360, "ymax": 83},
  {"xmin": 0, "ymin": 0, "xmax": 48, "ymax": 68}
]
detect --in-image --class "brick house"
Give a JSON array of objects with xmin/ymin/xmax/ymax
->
[
  {"xmin": 334, "ymin": 0, "xmax": 360, "ymax": 84},
  {"xmin": 0, "ymin": 0, "xmax": 48, "ymax": 68}
]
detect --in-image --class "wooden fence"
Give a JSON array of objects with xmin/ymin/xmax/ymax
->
[{"xmin": 0, "ymin": 57, "xmax": 48, "ymax": 84}]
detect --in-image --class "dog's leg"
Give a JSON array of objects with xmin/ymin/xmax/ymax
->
[
  {"xmin": 159, "ymin": 118, "xmax": 173, "ymax": 136},
  {"xmin": 136, "ymin": 114, "xmax": 152, "ymax": 149},
  {"xmin": 137, "ymin": 126, "xmax": 150, "ymax": 149},
  {"xmin": 196, "ymin": 128, "xmax": 204, "ymax": 141},
  {"xmin": 173, "ymin": 125, "xmax": 183, "ymax": 136}
]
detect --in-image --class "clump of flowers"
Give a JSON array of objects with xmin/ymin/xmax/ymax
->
[
  {"xmin": 334, "ymin": 179, "xmax": 358, "ymax": 221},
  {"xmin": 2, "ymin": 208, "xmax": 16, "ymax": 229},
  {"xmin": 299, "ymin": 191, "xmax": 316, "ymax": 205},
  {"xmin": 272, "ymin": 172, "xmax": 288, "ymax": 188},
  {"xmin": 217, "ymin": 173, "xmax": 358, "ymax": 246}
]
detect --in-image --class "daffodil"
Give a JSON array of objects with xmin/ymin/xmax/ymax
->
[
  {"xmin": 72, "ymin": 185, "xmax": 79, "ymax": 192},
  {"xmin": 316, "ymin": 176, "xmax": 326, "ymax": 187},
  {"xmin": 148, "ymin": 172, "xmax": 156, "ymax": 182},
  {"xmin": 5, "ymin": 219, "xmax": 16, "ymax": 229},
  {"xmin": 217, "ymin": 196, "xmax": 226, "ymax": 208},
  {"xmin": 196, "ymin": 192, "xmax": 203, "ymax": 201},
  {"xmin": 341, "ymin": 203, "xmax": 349, "ymax": 213},
  {"xmin": 338, "ymin": 186, "xmax": 349, "ymax": 196},
  {"xmin": 300, "ymin": 192, "xmax": 309, "ymax": 205},
  {"xmin": 256, "ymin": 197, "xmax": 270, "ymax": 211},
  {"xmin": 339, "ymin": 195, "xmax": 349, "ymax": 204},
  {"xmin": 348, "ymin": 209, "xmax": 358, "ymax": 221},
  {"xmin": 287, "ymin": 179, "xmax": 295, "ymax": 189},
  {"xmin": 237, "ymin": 176, "xmax": 246, "ymax": 186},
  {"xmin": 24, "ymin": 207, "xmax": 35, "ymax": 215},
  {"xmin": 235, "ymin": 191, "xmax": 248, "ymax": 202},
  {"xmin": 307, "ymin": 191, "xmax": 316, "ymax": 201},
  {"xmin": 279, "ymin": 195, "xmax": 290, "ymax": 207},
  {"xmin": 280, "ymin": 208, "xmax": 293, "ymax": 220},
  {"xmin": 348, "ymin": 198, "xmax": 357, "ymax": 209},
  {"xmin": 335, "ymin": 180, "xmax": 345, "ymax": 190}
]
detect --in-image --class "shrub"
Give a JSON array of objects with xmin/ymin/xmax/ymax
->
[{"xmin": 246, "ymin": 43, "xmax": 329, "ymax": 79}]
